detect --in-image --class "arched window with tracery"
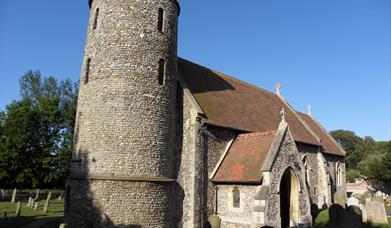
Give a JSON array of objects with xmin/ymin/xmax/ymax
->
[
  {"xmin": 232, "ymin": 187, "xmax": 240, "ymax": 208},
  {"xmin": 336, "ymin": 162, "xmax": 343, "ymax": 186}
]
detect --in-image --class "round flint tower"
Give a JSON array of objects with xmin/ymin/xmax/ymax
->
[{"xmin": 65, "ymin": 0, "xmax": 180, "ymax": 226}]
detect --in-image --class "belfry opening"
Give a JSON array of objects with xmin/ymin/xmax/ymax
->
[{"xmin": 280, "ymin": 168, "xmax": 300, "ymax": 228}]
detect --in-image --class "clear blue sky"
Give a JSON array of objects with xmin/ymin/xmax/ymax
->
[{"xmin": 1, "ymin": 0, "xmax": 390, "ymax": 140}]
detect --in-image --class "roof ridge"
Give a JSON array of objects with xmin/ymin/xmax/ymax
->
[
  {"xmin": 304, "ymin": 113, "xmax": 347, "ymax": 156},
  {"xmin": 179, "ymin": 57, "xmax": 277, "ymax": 97}
]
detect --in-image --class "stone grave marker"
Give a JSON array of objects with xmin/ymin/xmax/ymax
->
[
  {"xmin": 15, "ymin": 201, "xmax": 21, "ymax": 217},
  {"xmin": 3, "ymin": 210, "xmax": 8, "ymax": 223},
  {"xmin": 366, "ymin": 200, "xmax": 388, "ymax": 224},
  {"xmin": 43, "ymin": 192, "xmax": 52, "ymax": 214},
  {"xmin": 10, "ymin": 188, "xmax": 17, "ymax": 203},
  {"xmin": 208, "ymin": 214, "xmax": 221, "ymax": 228},
  {"xmin": 34, "ymin": 202, "xmax": 38, "ymax": 210},
  {"xmin": 34, "ymin": 189, "xmax": 39, "ymax": 201},
  {"xmin": 334, "ymin": 190, "xmax": 346, "ymax": 208},
  {"xmin": 347, "ymin": 196, "xmax": 359, "ymax": 207}
]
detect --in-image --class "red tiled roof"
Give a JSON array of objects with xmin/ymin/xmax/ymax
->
[
  {"xmin": 297, "ymin": 112, "xmax": 345, "ymax": 156},
  {"xmin": 212, "ymin": 131, "xmax": 275, "ymax": 183},
  {"xmin": 179, "ymin": 58, "xmax": 319, "ymax": 146}
]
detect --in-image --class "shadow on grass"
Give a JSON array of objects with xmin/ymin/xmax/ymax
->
[{"xmin": 1, "ymin": 216, "xmax": 64, "ymax": 228}]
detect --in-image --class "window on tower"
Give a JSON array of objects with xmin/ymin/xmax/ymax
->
[
  {"xmin": 85, "ymin": 58, "xmax": 91, "ymax": 84},
  {"xmin": 93, "ymin": 8, "xmax": 99, "ymax": 29},
  {"xmin": 232, "ymin": 187, "xmax": 240, "ymax": 208},
  {"xmin": 158, "ymin": 8, "xmax": 164, "ymax": 32},
  {"xmin": 158, "ymin": 59, "xmax": 165, "ymax": 85}
]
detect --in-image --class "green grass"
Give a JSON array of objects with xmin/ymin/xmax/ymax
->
[
  {"xmin": 0, "ymin": 200, "xmax": 64, "ymax": 228},
  {"xmin": 315, "ymin": 208, "xmax": 391, "ymax": 228}
]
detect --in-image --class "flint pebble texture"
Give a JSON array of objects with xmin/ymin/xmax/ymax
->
[{"xmin": 66, "ymin": 0, "xmax": 179, "ymax": 226}]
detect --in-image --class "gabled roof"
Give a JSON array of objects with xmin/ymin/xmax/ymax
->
[
  {"xmin": 297, "ymin": 112, "xmax": 345, "ymax": 156},
  {"xmin": 179, "ymin": 58, "xmax": 319, "ymax": 146},
  {"xmin": 212, "ymin": 131, "xmax": 275, "ymax": 184}
]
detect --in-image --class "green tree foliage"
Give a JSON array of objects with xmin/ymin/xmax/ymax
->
[
  {"xmin": 346, "ymin": 169, "xmax": 362, "ymax": 183},
  {"xmin": 330, "ymin": 130, "xmax": 363, "ymax": 169},
  {"xmin": 331, "ymin": 129, "xmax": 391, "ymax": 184},
  {"xmin": 0, "ymin": 70, "xmax": 78, "ymax": 188}
]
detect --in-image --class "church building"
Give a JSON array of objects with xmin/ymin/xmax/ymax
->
[{"xmin": 65, "ymin": 0, "xmax": 346, "ymax": 227}]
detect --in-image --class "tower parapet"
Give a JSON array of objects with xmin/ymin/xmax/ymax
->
[{"xmin": 65, "ymin": 0, "xmax": 179, "ymax": 226}]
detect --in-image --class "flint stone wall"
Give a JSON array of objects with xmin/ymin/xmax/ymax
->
[
  {"xmin": 65, "ymin": 180, "xmax": 172, "ymax": 227},
  {"xmin": 216, "ymin": 185, "xmax": 257, "ymax": 228},
  {"xmin": 265, "ymin": 131, "xmax": 312, "ymax": 227}
]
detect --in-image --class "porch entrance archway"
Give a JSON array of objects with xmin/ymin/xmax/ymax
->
[{"xmin": 280, "ymin": 168, "xmax": 300, "ymax": 228}]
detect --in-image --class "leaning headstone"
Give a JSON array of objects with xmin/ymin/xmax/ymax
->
[
  {"xmin": 43, "ymin": 192, "xmax": 52, "ymax": 214},
  {"xmin": 359, "ymin": 203, "xmax": 367, "ymax": 222},
  {"xmin": 208, "ymin": 214, "xmax": 221, "ymax": 228},
  {"xmin": 34, "ymin": 189, "xmax": 39, "ymax": 201},
  {"xmin": 334, "ymin": 190, "xmax": 346, "ymax": 208},
  {"xmin": 59, "ymin": 223, "xmax": 68, "ymax": 228},
  {"xmin": 34, "ymin": 202, "xmax": 38, "ymax": 210},
  {"xmin": 15, "ymin": 201, "xmax": 21, "ymax": 217},
  {"xmin": 366, "ymin": 200, "xmax": 388, "ymax": 224},
  {"xmin": 10, "ymin": 188, "xmax": 17, "ymax": 203},
  {"xmin": 27, "ymin": 197, "xmax": 33, "ymax": 207}
]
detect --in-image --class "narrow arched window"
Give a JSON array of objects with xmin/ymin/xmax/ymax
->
[
  {"xmin": 157, "ymin": 8, "xmax": 164, "ymax": 32},
  {"xmin": 93, "ymin": 8, "xmax": 99, "ymax": 30},
  {"xmin": 158, "ymin": 59, "xmax": 165, "ymax": 85},
  {"xmin": 85, "ymin": 58, "xmax": 91, "ymax": 84},
  {"xmin": 232, "ymin": 187, "xmax": 240, "ymax": 208}
]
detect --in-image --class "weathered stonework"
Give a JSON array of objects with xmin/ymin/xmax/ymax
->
[
  {"xmin": 264, "ymin": 127, "xmax": 312, "ymax": 227},
  {"xmin": 216, "ymin": 185, "xmax": 258, "ymax": 228},
  {"xmin": 66, "ymin": 0, "xmax": 180, "ymax": 226},
  {"xmin": 66, "ymin": 1, "xmax": 346, "ymax": 227}
]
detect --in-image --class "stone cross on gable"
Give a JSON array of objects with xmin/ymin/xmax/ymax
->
[
  {"xmin": 275, "ymin": 82, "xmax": 281, "ymax": 96},
  {"xmin": 280, "ymin": 108, "xmax": 286, "ymax": 121},
  {"xmin": 307, "ymin": 105, "xmax": 312, "ymax": 117}
]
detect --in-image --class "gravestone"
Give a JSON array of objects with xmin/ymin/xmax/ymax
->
[
  {"xmin": 347, "ymin": 196, "xmax": 359, "ymax": 207},
  {"xmin": 10, "ymin": 188, "xmax": 17, "ymax": 203},
  {"xmin": 334, "ymin": 190, "xmax": 346, "ymax": 208},
  {"xmin": 3, "ymin": 210, "xmax": 7, "ymax": 223},
  {"xmin": 15, "ymin": 201, "xmax": 21, "ymax": 217},
  {"xmin": 329, "ymin": 204, "xmax": 344, "ymax": 228},
  {"xmin": 43, "ymin": 192, "xmax": 52, "ymax": 214},
  {"xmin": 34, "ymin": 202, "xmax": 38, "ymax": 210},
  {"xmin": 27, "ymin": 197, "xmax": 33, "ymax": 207},
  {"xmin": 207, "ymin": 214, "xmax": 221, "ymax": 228},
  {"xmin": 366, "ymin": 200, "xmax": 388, "ymax": 224},
  {"xmin": 359, "ymin": 203, "xmax": 367, "ymax": 222},
  {"xmin": 0, "ymin": 189, "xmax": 5, "ymax": 201},
  {"xmin": 34, "ymin": 189, "xmax": 39, "ymax": 201},
  {"xmin": 342, "ymin": 205, "xmax": 362, "ymax": 228}
]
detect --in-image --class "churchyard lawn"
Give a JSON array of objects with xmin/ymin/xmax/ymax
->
[
  {"xmin": 315, "ymin": 208, "xmax": 391, "ymax": 228},
  {"xmin": 0, "ymin": 200, "xmax": 64, "ymax": 228}
]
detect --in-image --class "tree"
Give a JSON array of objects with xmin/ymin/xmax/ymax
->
[
  {"xmin": 0, "ymin": 70, "xmax": 78, "ymax": 188},
  {"xmin": 330, "ymin": 130, "xmax": 363, "ymax": 169}
]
